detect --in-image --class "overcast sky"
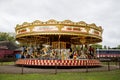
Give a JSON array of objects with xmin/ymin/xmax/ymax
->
[{"xmin": 0, "ymin": 0, "xmax": 120, "ymax": 47}]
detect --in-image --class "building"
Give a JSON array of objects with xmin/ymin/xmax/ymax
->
[{"xmin": 0, "ymin": 41, "xmax": 18, "ymax": 58}]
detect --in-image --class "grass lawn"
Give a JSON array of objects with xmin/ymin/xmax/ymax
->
[
  {"xmin": 102, "ymin": 61, "xmax": 119, "ymax": 66},
  {"xmin": 0, "ymin": 70, "xmax": 120, "ymax": 80},
  {"xmin": 0, "ymin": 62, "xmax": 15, "ymax": 65}
]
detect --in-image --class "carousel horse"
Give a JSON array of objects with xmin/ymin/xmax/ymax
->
[{"xmin": 80, "ymin": 50, "xmax": 87, "ymax": 59}]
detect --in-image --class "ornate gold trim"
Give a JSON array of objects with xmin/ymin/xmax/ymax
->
[{"xmin": 15, "ymin": 19, "xmax": 103, "ymax": 44}]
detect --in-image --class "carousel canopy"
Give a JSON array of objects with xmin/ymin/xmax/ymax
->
[{"xmin": 15, "ymin": 19, "xmax": 103, "ymax": 45}]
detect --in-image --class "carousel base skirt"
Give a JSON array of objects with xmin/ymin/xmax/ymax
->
[{"xmin": 15, "ymin": 59, "xmax": 101, "ymax": 67}]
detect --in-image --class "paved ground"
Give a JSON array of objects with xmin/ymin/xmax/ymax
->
[{"xmin": 0, "ymin": 64, "xmax": 119, "ymax": 74}]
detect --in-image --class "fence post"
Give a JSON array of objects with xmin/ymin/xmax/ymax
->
[
  {"xmin": 0, "ymin": 58, "xmax": 4, "ymax": 66},
  {"xmin": 107, "ymin": 61, "xmax": 110, "ymax": 71},
  {"xmin": 21, "ymin": 64, "xmax": 24, "ymax": 74},
  {"xmin": 86, "ymin": 60, "xmax": 88, "ymax": 73},
  {"xmin": 118, "ymin": 58, "xmax": 120, "ymax": 69},
  {"xmin": 115, "ymin": 57, "xmax": 117, "ymax": 66},
  {"xmin": 0, "ymin": 59, "xmax": 3, "ymax": 66},
  {"xmin": 55, "ymin": 62, "xmax": 57, "ymax": 74},
  {"xmin": 14, "ymin": 58, "xmax": 16, "ymax": 65}
]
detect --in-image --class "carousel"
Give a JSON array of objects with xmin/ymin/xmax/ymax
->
[{"xmin": 15, "ymin": 19, "xmax": 103, "ymax": 67}]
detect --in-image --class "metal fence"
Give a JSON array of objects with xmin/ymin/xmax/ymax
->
[{"xmin": 0, "ymin": 58, "xmax": 120, "ymax": 74}]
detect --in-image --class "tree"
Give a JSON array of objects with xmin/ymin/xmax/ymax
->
[
  {"xmin": 104, "ymin": 45, "xmax": 107, "ymax": 49},
  {"xmin": 91, "ymin": 44, "xmax": 102, "ymax": 49},
  {"xmin": 117, "ymin": 45, "xmax": 120, "ymax": 49},
  {"xmin": 0, "ymin": 32, "xmax": 15, "ymax": 42}
]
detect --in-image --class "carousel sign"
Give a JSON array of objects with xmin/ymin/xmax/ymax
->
[
  {"xmin": 32, "ymin": 26, "xmax": 58, "ymax": 32},
  {"xmin": 61, "ymin": 26, "xmax": 87, "ymax": 33},
  {"xmin": 17, "ymin": 28, "xmax": 30, "ymax": 34}
]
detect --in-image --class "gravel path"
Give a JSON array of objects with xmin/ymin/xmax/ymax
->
[{"xmin": 0, "ymin": 65, "xmax": 119, "ymax": 74}]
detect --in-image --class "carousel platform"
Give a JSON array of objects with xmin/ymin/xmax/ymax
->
[{"xmin": 15, "ymin": 59, "xmax": 101, "ymax": 67}]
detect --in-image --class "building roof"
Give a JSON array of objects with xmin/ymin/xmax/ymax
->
[{"xmin": 0, "ymin": 41, "xmax": 18, "ymax": 50}]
